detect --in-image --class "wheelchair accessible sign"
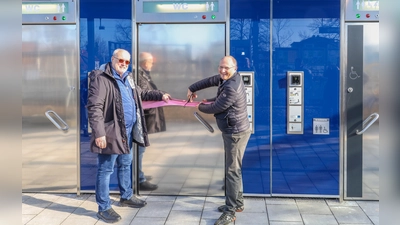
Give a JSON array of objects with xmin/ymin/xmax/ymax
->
[{"xmin": 313, "ymin": 118, "xmax": 330, "ymax": 135}]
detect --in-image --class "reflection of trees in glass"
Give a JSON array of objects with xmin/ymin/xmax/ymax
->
[
  {"xmin": 94, "ymin": 36, "xmax": 107, "ymax": 64},
  {"xmin": 300, "ymin": 18, "xmax": 339, "ymax": 41},
  {"xmin": 79, "ymin": 18, "xmax": 113, "ymax": 70},
  {"xmin": 79, "ymin": 22, "xmax": 89, "ymax": 73},
  {"xmin": 273, "ymin": 19, "xmax": 293, "ymax": 48},
  {"xmin": 230, "ymin": 18, "xmax": 251, "ymax": 40},
  {"xmin": 230, "ymin": 18, "xmax": 271, "ymax": 72},
  {"xmin": 115, "ymin": 20, "xmax": 132, "ymax": 42},
  {"xmin": 79, "ymin": 22, "xmax": 87, "ymax": 51},
  {"xmin": 258, "ymin": 19, "xmax": 270, "ymax": 52},
  {"xmin": 230, "ymin": 19, "xmax": 270, "ymax": 53}
]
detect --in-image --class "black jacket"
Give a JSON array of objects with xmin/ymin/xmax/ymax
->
[
  {"xmin": 189, "ymin": 72, "xmax": 250, "ymax": 134},
  {"xmin": 86, "ymin": 63, "xmax": 164, "ymax": 154},
  {"xmin": 137, "ymin": 67, "xmax": 167, "ymax": 134}
]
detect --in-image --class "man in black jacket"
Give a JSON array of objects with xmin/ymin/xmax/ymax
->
[
  {"xmin": 137, "ymin": 52, "xmax": 170, "ymax": 191},
  {"xmin": 87, "ymin": 49, "xmax": 170, "ymax": 223},
  {"xmin": 187, "ymin": 56, "xmax": 251, "ymax": 225}
]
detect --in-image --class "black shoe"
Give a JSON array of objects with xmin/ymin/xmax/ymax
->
[
  {"xmin": 120, "ymin": 196, "xmax": 147, "ymax": 208},
  {"xmin": 145, "ymin": 175, "xmax": 153, "ymax": 181},
  {"xmin": 217, "ymin": 205, "xmax": 244, "ymax": 212},
  {"xmin": 214, "ymin": 212, "xmax": 236, "ymax": 225},
  {"xmin": 97, "ymin": 208, "xmax": 121, "ymax": 223},
  {"xmin": 139, "ymin": 181, "xmax": 158, "ymax": 191}
]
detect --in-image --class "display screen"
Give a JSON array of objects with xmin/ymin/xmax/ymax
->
[
  {"xmin": 291, "ymin": 75, "xmax": 301, "ymax": 85},
  {"xmin": 143, "ymin": 1, "xmax": 219, "ymax": 13},
  {"xmin": 22, "ymin": 2, "xmax": 69, "ymax": 14}
]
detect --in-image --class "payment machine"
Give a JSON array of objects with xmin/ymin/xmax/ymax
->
[
  {"xmin": 287, "ymin": 71, "xmax": 304, "ymax": 134},
  {"xmin": 240, "ymin": 71, "xmax": 255, "ymax": 133}
]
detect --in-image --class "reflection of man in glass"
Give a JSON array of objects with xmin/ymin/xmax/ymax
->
[{"xmin": 137, "ymin": 52, "xmax": 170, "ymax": 191}]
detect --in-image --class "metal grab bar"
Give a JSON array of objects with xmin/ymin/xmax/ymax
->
[
  {"xmin": 356, "ymin": 112, "xmax": 379, "ymax": 135},
  {"xmin": 45, "ymin": 110, "xmax": 69, "ymax": 132}
]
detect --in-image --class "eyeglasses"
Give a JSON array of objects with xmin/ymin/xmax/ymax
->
[
  {"xmin": 218, "ymin": 66, "xmax": 234, "ymax": 70},
  {"xmin": 113, "ymin": 56, "xmax": 130, "ymax": 65}
]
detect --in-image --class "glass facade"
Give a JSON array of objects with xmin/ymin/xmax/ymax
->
[{"xmin": 80, "ymin": 0, "xmax": 340, "ymax": 195}]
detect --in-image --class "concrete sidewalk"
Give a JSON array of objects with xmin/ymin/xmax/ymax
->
[{"xmin": 22, "ymin": 193, "xmax": 379, "ymax": 225}]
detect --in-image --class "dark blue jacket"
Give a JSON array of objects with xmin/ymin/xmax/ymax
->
[{"xmin": 189, "ymin": 72, "xmax": 250, "ymax": 134}]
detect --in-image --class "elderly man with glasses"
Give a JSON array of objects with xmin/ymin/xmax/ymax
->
[{"xmin": 87, "ymin": 48, "xmax": 170, "ymax": 223}]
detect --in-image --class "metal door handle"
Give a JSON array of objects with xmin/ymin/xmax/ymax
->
[
  {"xmin": 45, "ymin": 110, "xmax": 69, "ymax": 132},
  {"xmin": 356, "ymin": 112, "xmax": 379, "ymax": 135}
]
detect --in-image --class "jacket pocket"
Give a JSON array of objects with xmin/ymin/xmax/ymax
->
[
  {"xmin": 216, "ymin": 117, "xmax": 232, "ymax": 132},
  {"xmin": 104, "ymin": 120, "xmax": 118, "ymax": 143}
]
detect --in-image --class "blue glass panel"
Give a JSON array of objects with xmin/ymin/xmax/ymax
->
[
  {"xmin": 230, "ymin": 0, "xmax": 271, "ymax": 194},
  {"xmin": 79, "ymin": 0, "xmax": 341, "ymax": 197},
  {"xmin": 271, "ymin": 0, "xmax": 340, "ymax": 195},
  {"xmin": 79, "ymin": 0, "xmax": 132, "ymax": 191}
]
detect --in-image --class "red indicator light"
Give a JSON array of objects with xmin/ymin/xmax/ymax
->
[
  {"xmin": 366, "ymin": 14, "xmax": 370, "ymax": 18},
  {"xmin": 53, "ymin": 16, "xmax": 57, "ymax": 20},
  {"xmin": 202, "ymin": 15, "xmax": 206, "ymax": 19}
]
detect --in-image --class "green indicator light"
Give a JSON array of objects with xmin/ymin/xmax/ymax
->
[
  {"xmin": 356, "ymin": 14, "xmax": 360, "ymax": 18},
  {"xmin": 62, "ymin": 16, "xmax": 66, "ymax": 20},
  {"xmin": 211, "ymin": 15, "xmax": 216, "ymax": 20}
]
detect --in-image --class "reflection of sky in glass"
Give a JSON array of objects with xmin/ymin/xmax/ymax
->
[
  {"xmin": 364, "ymin": 23, "xmax": 379, "ymax": 45},
  {"xmin": 273, "ymin": 19, "xmax": 340, "ymax": 47},
  {"xmin": 287, "ymin": 19, "xmax": 313, "ymax": 43},
  {"xmin": 80, "ymin": 18, "xmax": 121, "ymax": 46},
  {"xmin": 96, "ymin": 19, "xmax": 118, "ymax": 39},
  {"xmin": 139, "ymin": 24, "xmax": 224, "ymax": 58},
  {"xmin": 364, "ymin": 23, "xmax": 379, "ymax": 63},
  {"xmin": 80, "ymin": 18, "xmax": 334, "ymax": 50}
]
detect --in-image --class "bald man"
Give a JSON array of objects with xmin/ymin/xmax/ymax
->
[{"xmin": 187, "ymin": 56, "xmax": 251, "ymax": 225}]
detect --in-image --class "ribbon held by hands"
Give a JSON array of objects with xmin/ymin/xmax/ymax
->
[{"xmin": 142, "ymin": 98, "xmax": 211, "ymax": 109}]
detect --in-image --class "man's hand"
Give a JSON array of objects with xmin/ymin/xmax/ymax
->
[
  {"xmin": 95, "ymin": 136, "xmax": 106, "ymax": 149},
  {"xmin": 162, "ymin": 93, "xmax": 171, "ymax": 102},
  {"xmin": 196, "ymin": 99, "xmax": 207, "ymax": 109},
  {"xmin": 187, "ymin": 89, "xmax": 197, "ymax": 102}
]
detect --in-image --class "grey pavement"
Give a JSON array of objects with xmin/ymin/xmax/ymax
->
[{"xmin": 22, "ymin": 193, "xmax": 379, "ymax": 225}]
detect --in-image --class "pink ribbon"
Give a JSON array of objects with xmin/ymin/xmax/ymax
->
[{"xmin": 142, "ymin": 98, "xmax": 212, "ymax": 109}]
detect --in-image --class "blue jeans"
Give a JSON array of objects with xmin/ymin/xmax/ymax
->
[
  {"xmin": 96, "ymin": 133, "xmax": 134, "ymax": 212},
  {"xmin": 222, "ymin": 128, "xmax": 251, "ymax": 214},
  {"xmin": 138, "ymin": 146, "xmax": 146, "ymax": 183}
]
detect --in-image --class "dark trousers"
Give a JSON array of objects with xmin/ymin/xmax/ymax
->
[{"xmin": 222, "ymin": 128, "xmax": 251, "ymax": 214}]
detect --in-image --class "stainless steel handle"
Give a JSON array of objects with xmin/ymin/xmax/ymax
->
[
  {"xmin": 45, "ymin": 110, "xmax": 69, "ymax": 132},
  {"xmin": 356, "ymin": 112, "xmax": 379, "ymax": 135}
]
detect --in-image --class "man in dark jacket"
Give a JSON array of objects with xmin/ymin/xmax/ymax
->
[
  {"xmin": 87, "ymin": 49, "xmax": 170, "ymax": 223},
  {"xmin": 136, "ymin": 52, "xmax": 169, "ymax": 191},
  {"xmin": 187, "ymin": 56, "xmax": 251, "ymax": 225}
]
